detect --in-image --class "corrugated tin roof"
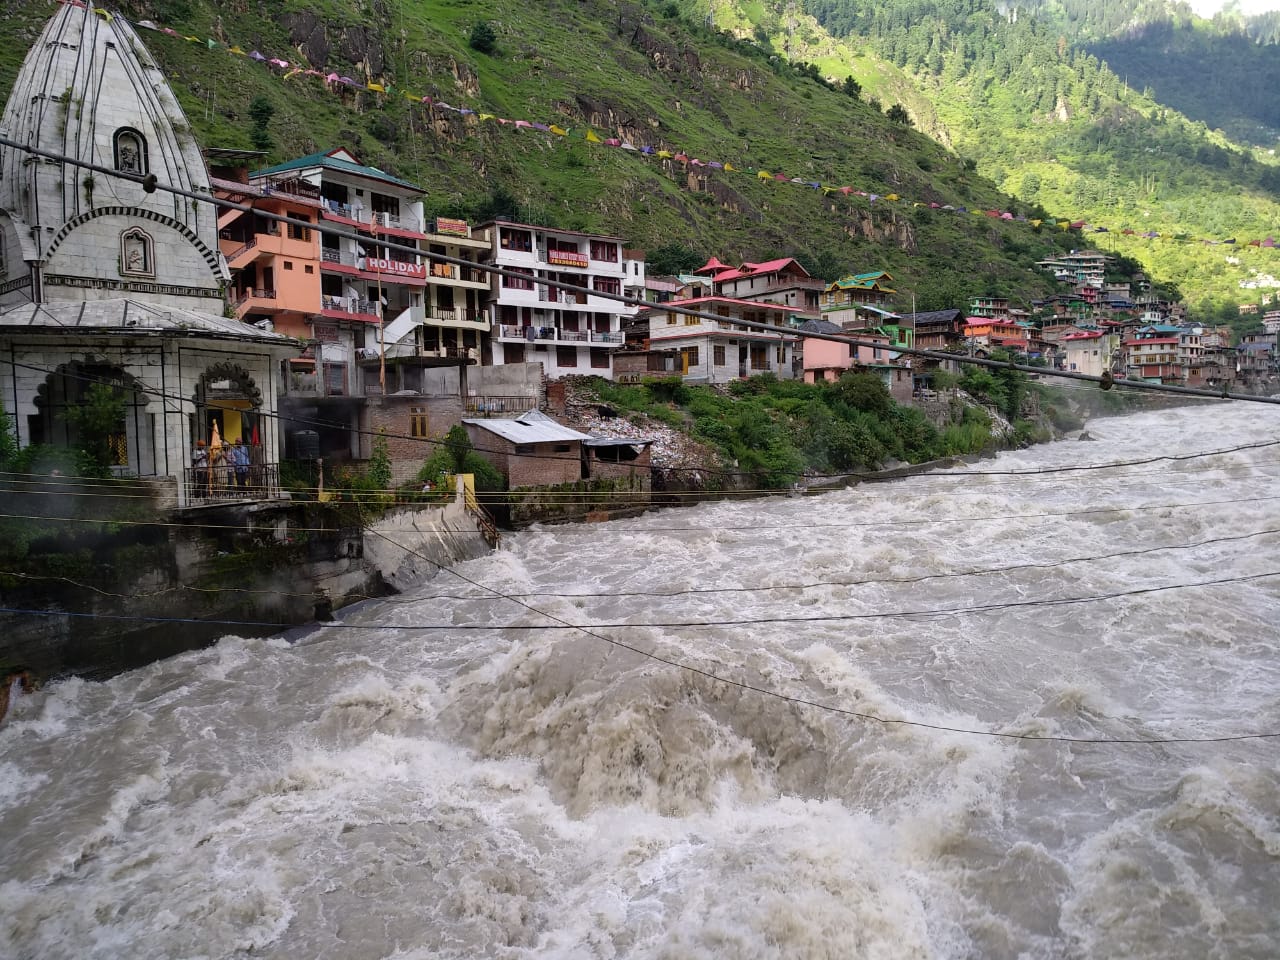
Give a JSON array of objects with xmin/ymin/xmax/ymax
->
[
  {"xmin": 252, "ymin": 148, "xmax": 422, "ymax": 193},
  {"xmin": 462, "ymin": 409, "xmax": 592, "ymax": 444}
]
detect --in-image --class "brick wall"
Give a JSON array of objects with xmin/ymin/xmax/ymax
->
[
  {"xmin": 464, "ymin": 425, "xmax": 584, "ymax": 488},
  {"xmin": 545, "ymin": 380, "xmax": 566, "ymax": 415},
  {"xmin": 587, "ymin": 445, "xmax": 653, "ymax": 489},
  {"xmin": 368, "ymin": 395, "xmax": 466, "ymax": 484}
]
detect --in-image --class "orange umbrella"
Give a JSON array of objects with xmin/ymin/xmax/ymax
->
[{"xmin": 209, "ymin": 422, "xmax": 223, "ymax": 487}]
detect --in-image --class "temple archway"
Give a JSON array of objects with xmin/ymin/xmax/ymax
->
[
  {"xmin": 30, "ymin": 362, "xmax": 154, "ymax": 475},
  {"xmin": 191, "ymin": 362, "xmax": 264, "ymax": 449}
]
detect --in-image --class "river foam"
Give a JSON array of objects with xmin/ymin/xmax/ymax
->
[{"xmin": 1, "ymin": 402, "xmax": 1277, "ymax": 958}]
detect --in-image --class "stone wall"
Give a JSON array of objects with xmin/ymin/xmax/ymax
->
[{"xmin": 0, "ymin": 487, "xmax": 494, "ymax": 681}]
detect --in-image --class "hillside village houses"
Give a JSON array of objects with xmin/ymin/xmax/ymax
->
[{"xmin": 2, "ymin": 7, "xmax": 1276, "ymax": 500}]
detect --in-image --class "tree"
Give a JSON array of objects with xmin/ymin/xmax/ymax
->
[
  {"xmin": 469, "ymin": 21, "xmax": 498, "ymax": 55},
  {"xmin": 645, "ymin": 243, "xmax": 702, "ymax": 276},
  {"xmin": 443, "ymin": 424, "xmax": 472, "ymax": 472},
  {"xmin": 886, "ymin": 103, "xmax": 912, "ymax": 125},
  {"xmin": 842, "ymin": 75, "xmax": 862, "ymax": 99},
  {"xmin": 833, "ymin": 372, "xmax": 893, "ymax": 419},
  {"xmin": 472, "ymin": 185, "xmax": 521, "ymax": 223},
  {"xmin": 60, "ymin": 382, "xmax": 125, "ymax": 477},
  {"xmin": 248, "ymin": 96, "xmax": 275, "ymax": 154}
]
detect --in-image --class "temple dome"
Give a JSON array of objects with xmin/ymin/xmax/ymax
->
[{"xmin": 0, "ymin": 3, "xmax": 225, "ymax": 308}]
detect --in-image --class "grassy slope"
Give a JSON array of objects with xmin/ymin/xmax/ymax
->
[{"xmin": 0, "ymin": 0, "xmax": 1076, "ymax": 306}]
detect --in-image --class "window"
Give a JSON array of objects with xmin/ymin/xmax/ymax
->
[
  {"xmin": 499, "ymin": 228, "xmax": 533, "ymax": 252},
  {"xmin": 591, "ymin": 349, "xmax": 609, "ymax": 369},
  {"xmin": 113, "ymin": 128, "xmax": 148, "ymax": 175},
  {"xmin": 284, "ymin": 261, "xmax": 294, "ymax": 271},
  {"xmin": 556, "ymin": 346, "xmax": 578, "ymax": 368},
  {"xmin": 682, "ymin": 346, "xmax": 700, "ymax": 369},
  {"xmin": 553, "ymin": 444, "xmax": 572, "ymax": 453},
  {"xmin": 666, "ymin": 312, "xmax": 677, "ymax": 326},
  {"xmin": 288, "ymin": 221, "xmax": 311, "ymax": 241},
  {"xmin": 304, "ymin": 265, "xmax": 314, "ymax": 274},
  {"xmin": 684, "ymin": 314, "xmax": 700, "ymax": 326},
  {"xmin": 410, "ymin": 406, "xmax": 429, "ymax": 438},
  {"xmin": 593, "ymin": 277, "xmax": 621, "ymax": 296},
  {"xmin": 713, "ymin": 345, "xmax": 726, "ymax": 366},
  {"xmin": 515, "ymin": 445, "xmax": 534, "ymax": 454},
  {"xmin": 502, "ymin": 269, "xmax": 535, "ymax": 290},
  {"xmin": 590, "ymin": 240, "xmax": 619, "ymax": 262},
  {"xmin": 119, "ymin": 227, "xmax": 154, "ymax": 278}
]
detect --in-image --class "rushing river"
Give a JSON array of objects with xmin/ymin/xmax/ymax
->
[{"xmin": 2, "ymin": 402, "xmax": 1278, "ymax": 959}]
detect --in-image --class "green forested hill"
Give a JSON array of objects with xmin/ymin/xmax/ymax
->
[
  {"xmin": 3, "ymin": 0, "xmax": 1278, "ymax": 318},
  {"xmin": 718, "ymin": 0, "xmax": 1280, "ymax": 318},
  {"xmin": 0, "ymin": 0, "xmax": 1092, "ymax": 312}
]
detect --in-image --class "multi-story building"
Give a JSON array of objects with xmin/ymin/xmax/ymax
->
[
  {"xmin": 822, "ymin": 272, "xmax": 897, "ymax": 326},
  {"xmin": 645, "ymin": 297, "xmax": 799, "ymax": 383},
  {"xmin": 694, "ymin": 257, "xmax": 825, "ymax": 322},
  {"xmin": 216, "ymin": 148, "xmax": 496, "ymax": 458},
  {"xmin": 1178, "ymin": 327, "xmax": 1206, "ymax": 386},
  {"xmin": 480, "ymin": 220, "xmax": 629, "ymax": 378},
  {"xmin": 1061, "ymin": 331, "xmax": 1108, "ymax": 377},
  {"xmin": 969, "ymin": 296, "xmax": 1011, "ymax": 321},
  {"xmin": 1124, "ymin": 333, "xmax": 1181, "ymax": 383},
  {"xmin": 964, "ymin": 318, "xmax": 1030, "ymax": 352},
  {"xmin": 1036, "ymin": 250, "xmax": 1112, "ymax": 288}
]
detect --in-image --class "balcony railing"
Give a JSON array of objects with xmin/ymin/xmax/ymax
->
[
  {"xmin": 373, "ymin": 211, "xmax": 423, "ymax": 233},
  {"xmin": 235, "ymin": 288, "xmax": 276, "ymax": 305},
  {"xmin": 320, "ymin": 199, "xmax": 369, "ymax": 223},
  {"xmin": 424, "ymin": 305, "xmax": 483, "ymax": 325},
  {"xmin": 591, "ymin": 331, "xmax": 624, "ymax": 343},
  {"xmin": 322, "ymin": 295, "xmax": 379, "ymax": 316},
  {"xmin": 321, "ymin": 248, "xmax": 357, "ymax": 267},
  {"xmin": 224, "ymin": 238, "xmax": 257, "ymax": 263},
  {"xmin": 184, "ymin": 464, "xmax": 280, "ymax": 503}
]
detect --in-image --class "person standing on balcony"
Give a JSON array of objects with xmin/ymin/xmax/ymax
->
[
  {"xmin": 192, "ymin": 439, "xmax": 209, "ymax": 498},
  {"xmin": 233, "ymin": 437, "xmax": 251, "ymax": 490}
]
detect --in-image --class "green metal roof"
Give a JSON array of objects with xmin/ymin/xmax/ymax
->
[{"xmin": 252, "ymin": 149, "xmax": 422, "ymax": 193}]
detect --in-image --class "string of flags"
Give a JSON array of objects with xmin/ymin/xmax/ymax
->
[{"xmin": 80, "ymin": 2, "xmax": 1280, "ymax": 250}]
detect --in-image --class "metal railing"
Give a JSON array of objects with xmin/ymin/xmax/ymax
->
[
  {"xmin": 464, "ymin": 395, "xmax": 538, "ymax": 415},
  {"xmin": 184, "ymin": 464, "xmax": 280, "ymax": 503},
  {"xmin": 322, "ymin": 295, "xmax": 379, "ymax": 316},
  {"xmin": 321, "ymin": 248, "xmax": 357, "ymax": 267},
  {"xmin": 224, "ymin": 238, "xmax": 257, "ymax": 262}
]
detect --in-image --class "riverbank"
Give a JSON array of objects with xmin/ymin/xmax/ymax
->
[{"xmin": 0, "ymin": 480, "xmax": 495, "ymax": 682}]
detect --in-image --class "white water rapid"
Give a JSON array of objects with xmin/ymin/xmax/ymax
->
[{"xmin": 2, "ymin": 402, "xmax": 1278, "ymax": 959}]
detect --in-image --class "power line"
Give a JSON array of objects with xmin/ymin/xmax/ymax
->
[
  {"xmin": 3, "ymin": 572, "xmax": 1273, "ymax": 638},
  {"xmin": 2, "ymin": 492, "xmax": 1278, "ymax": 532},
  {"xmin": 4, "ymin": 560, "xmax": 1274, "ymax": 744},
  {"xmin": 5, "ymin": 526, "xmax": 1273, "ymax": 605},
  {"xmin": 2, "ymin": 134, "xmax": 1279, "ymax": 407}
]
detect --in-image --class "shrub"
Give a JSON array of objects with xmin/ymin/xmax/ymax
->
[{"xmin": 469, "ymin": 21, "xmax": 498, "ymax": 55}]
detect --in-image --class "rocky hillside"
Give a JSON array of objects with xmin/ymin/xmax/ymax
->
[{"xmin": 0, "ymin": 0, "xmax": 1084, "ymax": 308}]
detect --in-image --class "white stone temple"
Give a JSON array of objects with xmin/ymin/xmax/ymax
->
[{"xmin": 0, "ymin": 2, "xmax": 297, "ymax": 504}]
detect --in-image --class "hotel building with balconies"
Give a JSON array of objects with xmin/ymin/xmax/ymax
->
[
  {"xmin": 215, "ymin": 148, "xmax": 496, "ymax": 458},
  {"xmin": 478, "ymin": 220, "xmax": 629, "ymax": 379}
]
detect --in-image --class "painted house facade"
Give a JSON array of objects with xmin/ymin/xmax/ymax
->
[
  {"xmin": 695, "ymin": 257, "xmax": 824, "ymax": 321},
  {"xmin": 480, "ymin": 220, "xmax": 630, "ymax": 379},
  {"xmin": 645, "ymin": 297, "xmax": 799, "ymax": 383}
]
